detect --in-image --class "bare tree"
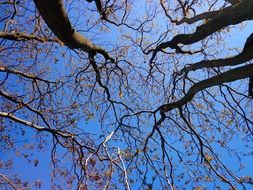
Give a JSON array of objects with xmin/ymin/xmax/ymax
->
[{"xmin": 1, "ymin": 0, "xmax": 253, "ymax": 189}]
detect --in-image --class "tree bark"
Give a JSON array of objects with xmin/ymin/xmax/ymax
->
[{"xmin": 33, "ymin": 0, "xmax": 114, "ymax": 61}]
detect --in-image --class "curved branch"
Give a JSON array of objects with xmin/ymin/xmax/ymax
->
[
  {"xmin": 172, "ymin": 0, "xmax": 253, "ymax": 45},
  {"xmin": 33, "ymin": 0, "xmax": 114, "ymax": 62},
  {"xmin": 178, "ymin": 43, "xmax": 253, "ymax": 75},
  {"xmin": 150, "ymin": 0, "xmax": 253, "ymax": 61},
  {"xmin": 160, "ymin": 64, "xmax": 253, "ymax": 113}
]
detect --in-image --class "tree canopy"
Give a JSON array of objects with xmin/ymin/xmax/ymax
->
[{"xmin": 1, "ymin": 0, "xmax": 253, "ymax": 189}]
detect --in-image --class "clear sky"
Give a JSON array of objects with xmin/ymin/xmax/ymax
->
[{"xmin": 1, "ymin": 1, "xmax": 253, "ymax": 190}]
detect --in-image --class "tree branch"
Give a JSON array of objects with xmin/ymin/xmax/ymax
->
[
  {"xmin": 86, "ymin": 0, "xmax": 107, "ymax": 19},
  {"xmin": 224, "ymin": 0, "xmax": 241, "ymax": 5},
  {"xmin": 160, "ymin": 0, "xmax": 221, "ymax": 25},
  {"xmin": 176, "ymin": 10, "xmax": 220, "ymax": 25},
  {"xmin": 178, "ymin": 32, "xmax": 253, "ymax": 75},
  {"xmin": 160, "ymin": 64, "xmax": 253, "ymax": 113},
  {"xmin": 0, "ymin": 111, "xmax": 71, "ymax": 138},
  {"xmin": 0, "ymin": 174, "xmax": 19, "ymax": 190},
  {"xmin": 178, "ymin": 43, "xmax": 253, "ymax": 75},
  {"xmin": 33, "ymin": 0, "xmax": 114, "ymax": 62},
  {"xmin": 0, "ymin": 111, "xmax": 96, "ymax": 153},
  {"xmin": 0, "ymin": 31, "xmax": 61, "ymax": 43},
  {"xmin": 150, "ymin": 0, "xmax": 253, "ymax": 62},
  {"xmin": 0, "ymin": 65, "xmax": 56, "ymax": 83}
]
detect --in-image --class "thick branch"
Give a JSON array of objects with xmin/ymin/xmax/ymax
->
[
  {"xmin": 176, "ymin": 10, "xmax": 220, "ymax": 25},
  {"xmin": 0, "ymin": 31, "xmax": 61, "ymax": 43},
  {"xmin": 173, "ymin": 0, "xmax": 253, "ymax": 45},
  {"xmin": 160, "ymin": 64, "xmax": 253, "ymax": 113},
  {"xmin": 178, "ymin": 43, "xmax": 253, "ymax": 75},
  {"xmin": 225, "ymin": 0, "xmax": 241, "ymax": 5},
  {"xmin": 33, "ymin": 0, "xmax": 114, "ymax": 61},
  {"xmin": 150, "ymin": 0, "xmax": 253, "ymax": 60}
]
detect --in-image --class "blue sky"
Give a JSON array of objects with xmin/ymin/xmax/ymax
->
[{"xmin": 1, "ymin": 1, "xmax": 253, "ymax": 190}]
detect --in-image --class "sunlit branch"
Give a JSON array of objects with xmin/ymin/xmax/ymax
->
[
  {"xmin": 0, "ymin": 89, "xmax": 52, "ymax": 128},
  {"xmin": 0, "ymin": 66, "xmax": 57, "ymax": 83},
  {"xmin": 0, "ymin": 111, "xmax": 70, "ymax": 138},
  {"xmin": 117, "ymin": 147, "xmax": 131, "ymax": 190},
  {"xmin": 0, "ymin": 174, "xmax": 19, "ymax": 190},
  {"xmin": 33, "ymin": 0, "xmax": 114, "ymax": 62},
  {"xmin": 0, "ymin": 31, "xmax": 61, "ymax": 44}
]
